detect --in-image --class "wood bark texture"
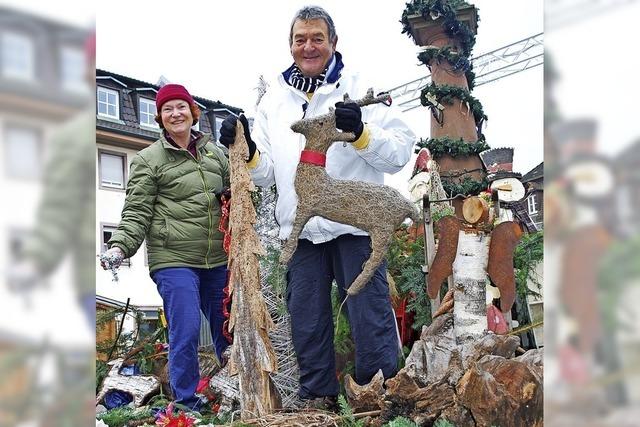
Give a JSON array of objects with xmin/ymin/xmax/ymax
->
[
  {"xmin": 452, "ymin": 231, "xmax": 490, "ymax": 344},
  {"xmin": 227, "ymin": 120, "xmax": 280, "ymax": 419},
  {"xmin": 486, "ymin": 221, "xmax": 523, "ymax": 313}
]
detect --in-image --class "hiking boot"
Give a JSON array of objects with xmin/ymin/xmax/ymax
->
[{"xmin": 300, "ymin": 396, "xmax": 338, "ymax": 412}]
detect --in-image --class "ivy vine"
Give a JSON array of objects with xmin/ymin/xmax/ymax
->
[
  {"xmin": 417, "ymin": 46, "xmax": 475, "ymax": 90},
  {"xmin": 401, "ymin": 0, "xmax": 478, "ymax": 57},
  {"xmin": 415, "ymin": 136, "xmax": 489, "ymax": 160},
  {"xmin": 420, "ymin": 82, "xmax": 487, "ymax": 131}
]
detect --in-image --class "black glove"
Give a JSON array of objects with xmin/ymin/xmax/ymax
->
[
  {"xmin": 218, "ymin": 114, "xmax": 257, "ymax": 161},
  {"xmin": 335, "ymin": 102, "xmax": 364, "ymax": 140}
]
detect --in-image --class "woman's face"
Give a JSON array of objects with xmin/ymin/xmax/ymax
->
[{"xmin": 160, "ymin": 99, "xmax": 193, "ymax": 135}]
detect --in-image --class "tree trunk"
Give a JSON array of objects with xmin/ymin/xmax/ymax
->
[
  {"xmin": 452, "ymin": 231, "xmax": 489, "ymax": 344},
  {"xmin": 227, "ymin": 121, "xmax": 280, "ymax": 419}
]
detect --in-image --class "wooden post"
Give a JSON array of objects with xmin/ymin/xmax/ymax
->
[
  {"xmin": 423, "ymin": 195, "xmax": 441, "ymax": 317},
  {"xmin": 227, "ymin": 120, "xmax": 280, "ymax": 419}
]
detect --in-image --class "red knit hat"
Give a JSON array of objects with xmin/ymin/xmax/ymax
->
[{"xmin": 155, "ymin": 84, "xmax": 195, "ymax": 110}]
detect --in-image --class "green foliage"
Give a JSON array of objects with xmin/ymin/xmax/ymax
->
[
  {"xmin": 384, "ymin": 416, "xmax": 419, "ymax": 427},
  {"xmin": 96, "ymin": 359, "xmax": 108, "ymax": 393},
  {"xmin": 599, "ymin": 234, "xmax": 640, "ymax": 332},
  {"xmin": 420, "ymin": 82, "xmax": 487, "ymax": 131},
  {"xmin": 387, "ymin": 233, "xmax": 433, "ymax": 331},
  {"xmin": 401, "ymin": 0, "xmax": 478, "ymax": 57},
  {"xmin": 417, "ymin": 46, "xmax": 475, "ymax": 90},
  {"xmin": 96, "ymin": 407, "xmax": 153, "ymax": 427},
  {"xmin": 260, "ymin": 246, "xmax": 288, "ymax": 315},
  {"xmin": 434, "ymin": 419, "xmax": 456, "ymax": 427},
  {"xmin": 415, "ymin": 136, "xmax": 489, "ymax": 160},
  {"xmin": 332, "ymin": 284, "xmax": 355, "ymax": 356},
  {"xmin": 136, "ymin": 342, "xmax": 157, "ymax": 374},
  {"xmin": 337, "ymin": 394, "xmax": 365, "ymax": 427},
  {"xmin": 513, "ymin": 231, "xmax": 544, "ymax": 301},
  {"xmin": 441, "ymin": 176, "xmax": 489, "ymax": 198},
  {"xmin": 96, "ymin": 305, "xmax": 144, "ymax": 358}
]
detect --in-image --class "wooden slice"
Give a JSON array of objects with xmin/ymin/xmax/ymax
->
[{"xmin": 462, "ymin": 196, "xmax": 489, "ymax": 224}]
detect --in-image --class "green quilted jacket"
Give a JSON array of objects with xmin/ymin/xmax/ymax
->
[{"xmin": 109, "ymin": 132, "xmax": 229, "ymax": 272}]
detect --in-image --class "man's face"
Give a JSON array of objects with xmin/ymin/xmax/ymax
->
[
  {"xmin": 290, "ymin": 18, "xmax": 336, "ymax": 78},
  {"xmin": 160, "ymin": 99, "xmax": 193, "ymax": 135}
]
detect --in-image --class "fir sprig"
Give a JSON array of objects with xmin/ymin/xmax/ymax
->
[
  {"xmin": 420, "ymin": 82, "xmax": 487, "ymax": 131},
  {"xmin": 415, "ymin": 136, "xmax": 489, "ymax": 160},
  {"xmin": 441, "ymin": 176, "xmax": 489, "ymax": 197},
  {"xmin": 401, "ymin": 0, "xmax": 478, "ymax": 57},
  {"xmin": 417, "ymin": 46, "xmax": 475, "ymax": 90}
]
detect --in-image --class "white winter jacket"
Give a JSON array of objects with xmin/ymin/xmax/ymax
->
[{"xmin": 250, "ymin": 66, "xmax": 416, "ymax": 243}]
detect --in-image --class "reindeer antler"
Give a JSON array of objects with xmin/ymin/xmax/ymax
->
[{"xmin": 343, "ymin": 88, "xmax": 392, "ymax": 108}]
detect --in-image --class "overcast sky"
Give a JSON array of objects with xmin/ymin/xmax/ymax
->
[
  {"xmin": 92, "ymin": 0, "xmax": 543, "ymax": 193},
  {"xmin": 0, "ymin": 0, "xmax": 543, "ymax": 194}
]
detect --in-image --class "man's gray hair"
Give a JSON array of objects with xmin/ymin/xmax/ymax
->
[{"xmin": 289, "ymin": 5, "xmax": 338, "ymax": 45}]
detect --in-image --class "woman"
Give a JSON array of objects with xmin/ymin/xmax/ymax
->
[{"xmin": 101, "ymin": 83, "xmax": 230, "ymax": 410}]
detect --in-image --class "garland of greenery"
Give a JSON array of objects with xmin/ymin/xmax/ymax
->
[
  {"xmin": 441, "ymin": 176, "xmax": 489, "ymax": 197},
  {"xmin": 401, "ymin": 0, "xmax": 478, "ymax": 57},
  {"xmin": 386, "ymin": 233, "xmax": 434, "ymax": 332},
  {"xmin": 420, "ymin": 82, "xmax": 487, "ymax": 130},
  {"xmin": 513, "ymin": 230, "xmax": 543, "ymax": 301},
  {"xmin": 415, "ymin": 136, "xmax": 489, "ymax": 159},
  {"xmin": 417, "ymin": 46, "xmax": 476, "ymax": 90}
]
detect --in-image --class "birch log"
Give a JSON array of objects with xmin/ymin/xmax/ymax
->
[
  {"xmin": 227, "ymin": 120, "xmax": 280, "ymax": 419},
  {"xmin": 452, "ymin": 231, "xmax": 490, "ymax": 344}
]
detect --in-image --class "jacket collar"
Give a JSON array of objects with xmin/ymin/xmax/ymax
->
[{"xmin": 160, "ymin": 130, "xmax": 210, "ymax": 152}]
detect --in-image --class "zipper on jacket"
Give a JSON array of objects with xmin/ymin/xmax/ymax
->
[{"xmin": 194, "ymin": 153, "xmax": 213, "ymax": 269}]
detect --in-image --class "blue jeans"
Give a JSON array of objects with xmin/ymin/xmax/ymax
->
[
  {"xmin": 151, "ymin": 266, "xmax": 229, "ymax": 409},
  {"xmin": 286, "ymin": 235, "xmax": 400, "ymax": 399}
]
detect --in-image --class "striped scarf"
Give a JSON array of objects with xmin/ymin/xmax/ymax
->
[
  {"xmin": 287, "ymin": 64, "xmax": 327, "ymax": 93},
  {"xmin": 282, "ymin": 52, "xmax": 344, "ymax": 93}
]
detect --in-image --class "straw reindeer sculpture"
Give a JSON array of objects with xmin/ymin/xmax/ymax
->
[{"xmin": 279, "ymin": 89, "xmax": 419, "ymax": 296}]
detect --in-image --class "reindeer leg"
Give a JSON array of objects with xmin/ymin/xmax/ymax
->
[
  {"xmin": 279, "ymin": 213, "xmax": 313, "ymax": 265},
  {"xmin": 347, "ymin": 231, "xmax": 391, "ymax": 296}
]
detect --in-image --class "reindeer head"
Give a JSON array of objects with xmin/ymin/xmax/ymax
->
[{"xmin": 290, "ymin": 88, "xmax": 391, "ymax": 154}]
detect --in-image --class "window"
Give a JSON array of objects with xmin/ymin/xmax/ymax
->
[
  {"xmin": 139, "ymin": 97, "xmax": 158, "ymax": 128},
  {"xmin": 101, "ymin": 223, "xmax": 129, "ymax": 266},
  {"xmin": 4, "ymin": 125, "xmax": 42, "ymax": 179},
  {"xmin": 99, "ymin": 150, "xmax": 126, "ymax": 190},
  {"xmin": 138, "ymin": 310, "xmax": 160, "ymax": 339},
  {"xmin": 1, "ymin": 32, "xmax": 34, "ymax": 80},
  {"xmin": 97, "ymin": 86, "xmax": 120, "ymax": 119},
  {"xmin": 60, "ymin": 46, "xmax": 87, "ymax": 92},
  {"xmin": 527, "ymin": 194, "xmax": 538, "ymax": 214}
]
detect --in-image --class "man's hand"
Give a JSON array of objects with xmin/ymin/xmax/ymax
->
[
  {"xmin": 219, "ymin": 114, "xmax": 257, "ymax": 161},
  {"xmin": 335, "ymin": 102, "xmax": 364, "ymax": 140}
]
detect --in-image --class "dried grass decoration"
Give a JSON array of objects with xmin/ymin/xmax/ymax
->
[{"xmin": 280, "ymin": 89, "xmax": 419, "ymax": 296}]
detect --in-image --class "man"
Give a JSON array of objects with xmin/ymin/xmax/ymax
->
[{"xmin": 220, "ymin": 5, "xmax": 415, "ymax": 407}]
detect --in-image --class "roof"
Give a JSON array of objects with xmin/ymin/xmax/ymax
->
[
  {"xmin": 96, "ymin": 69, "xmax": 242, "ymax": 114},
  {"xmin": 521, "ymin": 162, "xmax": 543, "ymax": 183}
]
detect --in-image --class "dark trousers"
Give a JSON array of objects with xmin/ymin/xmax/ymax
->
[
  {"xmin": 151, "ymin": 266, "xmax": 228, "ymax": 409},
  {"xmin": 286, "ymin": 235, "xmax": 400, "ymax": 399}
]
